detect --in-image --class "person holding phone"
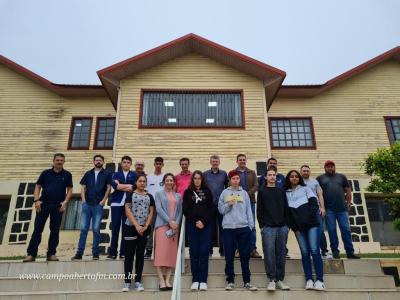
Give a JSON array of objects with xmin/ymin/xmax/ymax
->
[{"xmin": 153, "ymin": 173, "xmax": 182, "ymax": 291}]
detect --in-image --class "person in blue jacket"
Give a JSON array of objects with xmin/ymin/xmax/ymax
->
[{"xmin": 107, "ymin": 155, "xmax": 137, "ymax": 259}]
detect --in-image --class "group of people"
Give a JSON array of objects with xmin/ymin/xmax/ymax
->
[{"xmin": 22, "ymin": 152, "xmax": 360, "ymax": 293}]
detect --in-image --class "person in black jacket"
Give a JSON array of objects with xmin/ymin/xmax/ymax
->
[
  {"xmin": 257, "ymin": 167, "xmax": 290, "ymax": 291},
  {"xmin": 284, "ymin": 170, "xmax": 325, "ymax": 291},
  {"xmin": 183, "ymin": 170, "xmax": 214, "ymax": 291}
]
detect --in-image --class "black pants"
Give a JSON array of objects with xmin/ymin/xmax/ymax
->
[{"xmin": 124, "ymin": 224, "xmax": 150, "ymax": 283}]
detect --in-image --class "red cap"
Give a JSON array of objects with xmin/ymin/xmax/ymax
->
[
  {"xmin": 324, "ymin": 160, "xmax": 335, "ymax": 167},
  {"xmin": 228, "ymin": 170, "xmax": 240, "ymax": 179}
]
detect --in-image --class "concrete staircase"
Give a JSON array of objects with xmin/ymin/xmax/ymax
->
[{"xmin": 0, "ymin": 258, "xmax": 398, "ymax": 299}]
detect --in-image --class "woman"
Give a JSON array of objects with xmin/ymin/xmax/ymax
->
[
  {"xmin": 183, "ymin": 170, "xmax": 214, "ymax": 291},
  {"xmin": 257, "ymin": 167, "xmax": 290, "ymax": 291},
  {"xmin": 284, "ymin": 170, "xmax": 325, "ymax": 291},
  {"xmin": 123, "ymin": 174, "xmax": 155, "ymax": 292},
  {"xmin": 154, "ymin": 173, "xmax": 182, "ymax": 291}
]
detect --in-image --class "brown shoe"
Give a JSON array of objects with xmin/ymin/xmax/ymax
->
[
  {"xmin": 250, "ymin": 249, "xmax": 262, "ymax": 258},
  {"xmin": 46, "ymin": 255, "xmax": 59, "ymax": 261},
  {"xmin": 22, "ymin": 255, "xmax": 35, "ymax": 263}
]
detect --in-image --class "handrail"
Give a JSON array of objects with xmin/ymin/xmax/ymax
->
[{"xmin": 171, "ymin": 215, "xmax": 186, "ymax": 300}]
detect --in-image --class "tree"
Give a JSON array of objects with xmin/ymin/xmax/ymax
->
[{"xmin": 364, "ymin": 142, "xmax": 400, "ymax": 230}]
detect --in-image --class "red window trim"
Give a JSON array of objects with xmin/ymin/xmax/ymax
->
[
  {"xmin": 138, "ymin": 89, "xmax": 246, "ymax": 129},
  {"xmin": 268, "ymin": 117, "xmax": 317, "ymax": 150},
  {"xmin": 93, "ymin": 116, "xmax": 116, "ymax": 150},
  {"xmin": 67, "ymin": 117, "xmax": 93, "ymax": 150},
  {"xmin": 384, "ymin": 116, "xmax": 400, "ymax": 145}
]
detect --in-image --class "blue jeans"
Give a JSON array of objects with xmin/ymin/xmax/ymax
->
[
  {"xmin": 27, "ymin": 203, "xmax": 63, "ymax": 257},
  {"xmin": 188, "ymin": 222, "xmax": 212, "ymax": 283},
  {"xmin": 223, "ymin": 227, "xmax": 252, "ymax": 283},
  {"xmin": 109, "ymin": 205, "xmax": 127, "ymax": 256},
  {"xmin": 250, "ymin": 202, "xmax": 256, "ymax": 250},
  {"xmin": 76, "ymin": 202, "xmax": 103, "ymax": 256},
  {"xmin": 317, "ymin": 211, "xmax": 328, "ymax": 254},
  {"xmin": 295, "ymin": 226, "xmax": 324, "ymax": 282},
  {"xmin": 325, "ymin": 210, "xmax": 354, "ymax": 256}
]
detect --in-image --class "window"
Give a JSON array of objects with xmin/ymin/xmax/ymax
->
[
  {"xmin": 95, "ymin": 117, "xmax": 115, "ymax": 149},
  {"xmin": 68, "ymin": 117, "xmax": 92, "ymax": 149},
  {"xmin": 269, "ymin": 117, "xmax": 316, "ymax": 149},
  {"xmin": 61, "ymin": 197, "xmax": 82, "ymax": 230},
  {"xmin": 385, "ymin": 117, "xmax": 400, "ymax": 144},
  {"xmin": 140, "ymin": 91, "xmax": 244, "ymax": 128}
]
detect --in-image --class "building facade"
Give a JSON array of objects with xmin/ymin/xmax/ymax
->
[{"xmin": 0, "ymin": 34, "xmax": 399, "ymax": 256}]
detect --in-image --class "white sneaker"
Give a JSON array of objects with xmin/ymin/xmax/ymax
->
[
  {"xmin": 134, "ymin": 282, "xmax": 144, "ymax": 291},
  {"xmin": 313, "ymin": 280, "xmax": 325, "ymax": 291},
  {"xmin": 244, "ymin": 282, "xmax": 258, "ymax": 291},
  {"xmin": 322, "ymin": 253, "xmax": 333, "ymax": 259},
  {"xmin": 267, "ymin": 281, "xmax": 276, "ymax": 291},
  {"xmin": 225, "ymin": 282, "xmax": 234, "ymax": 290},
  {"xmin": 276, "ymin": 280, "xmax": 290, "ymax": 290},
  {"xmin": 305, "ymin": 280, "xmax": 314, "ymax": 290},
  {"xmin": 122, "ymin": 282, "xmax": 130, "ymax": 292},
  {"xmin": 199, "ymin": 282, "xmax": 207, "ymax": 291},
  {"xmin": 191, "ymin": 282, "xmax": 199, "ymax": 291}
]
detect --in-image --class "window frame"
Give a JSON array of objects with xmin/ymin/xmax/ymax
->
[
  {"xmin": 138, "ymin": 89, "xmax": 246, "ymax": 129},
  {"xmin": 268, "ymin": 117, "xmax": 317, "ymax": 150},
  {"xmin": 68, "ymin": 117, "xmax": 93, "ymax": 150},
  {"xmin": 384, "ymin": 116, "xmax": 400, "ymax": 145},
  {"xmin": 94, "ymin": 116, "xmax": 116, "ymax": 150}
]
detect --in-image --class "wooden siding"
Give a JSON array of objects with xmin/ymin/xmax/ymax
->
[
  {"xmin": 0, "ymin": 65, "xmax": 115, "ymax": 181},
  {"xmin": 116, "ymin": 53, "xmax": 269, "ymax": 172},
  {"xmin": 268, "ymin": 60, "xmax": 400, "ymax": 178}
]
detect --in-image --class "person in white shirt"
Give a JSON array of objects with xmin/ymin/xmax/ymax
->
[{"xmin": 144, "ymin": 157, "xmax": 165, "ymax": 258}]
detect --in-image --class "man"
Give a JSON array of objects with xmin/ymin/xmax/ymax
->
[
  {"xmin": 236, "ymin": 154, "xmax": 261, "ymax": 258},
  {"xmin": 23, "ymin": 153, "xmax": 73, "ymax": 262},
  {"xmin": 204, "ymin": 154, "xmax": 229, "ymax": 256},
  {"xmin": 300, "ymin": 165, "xmax": 331, "ymax": 259},
  {"xmin": 317, "ymin": 161, "xmax": 360, "ymax": 259},
  {"xmin": 144, "ymin": 156, "xmax": 165, "ymax": 258},
  {"xmin": 72, "ymin": 155, "xmax": 112, "ymax": 260},
  {"xmin": 175, "ymin": 157, "xmax": 192, "ymax": 197},
  {"xmin": 135, "ymin": 160, "xmax": 146, "ymax": 176},
  {"xmin": 108, "ymin": 155, "xmax": 137, "ymax": 259},
  {"xmin": 258, "ymin": 158, "xmax": 285, "ymax": 190}
]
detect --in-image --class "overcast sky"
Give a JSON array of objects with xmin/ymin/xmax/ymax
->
[{"xmin": 0, "ymin": 0, "xmax": 399, "ymax": 85}]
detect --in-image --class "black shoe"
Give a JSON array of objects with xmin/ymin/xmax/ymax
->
[
  {"xmin": 71, "ymin": 254, "xmax": 82, "ymax": 261},
  {"xmin": 333, "ymin": 252, "xmax": 340, "ymax": 259},
  {"xmin": 144, "ymin": 249, "xmax": 152, "ymax": 258},
  {"xmin": 93, "ymin": 254, "xmax": 99, "ymax": 260},
  {"xmin": 347, "ymin": 253, "xmax": 361, "ymax": 259},
  {"xmin": 107, "ymin": 254, "xmax": 117, "ymax": 260}
]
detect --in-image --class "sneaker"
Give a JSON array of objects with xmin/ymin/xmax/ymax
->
[
  {"xmin": 244, "ymin": 283, "xmax": 258, "ymax": 291},
  {"xmin": 144, "ymin": 248, "xmax": 152, "ymax": 259},
  {"xmin": 276, "ymin": 280, "xmax": 290, "ymax": 290},
  {"xmin": 347, "ymin": 253, "xmax": 361, "ymax": 259},
  {"xmin": 92, "ymin": 254, "xmax": 99, "ymax": 260},
  {"xmin": 225, "ymin": 282, "xmax": 234, "ymax": 290},
  {"xmin": 191, "ymin": 282, "xmax": 199, "ymax": 291},
  {"xmin": 235, "ymin": 250, "xmax": 240, "ymax": 258},
  {"xmin": 199, "ymin": 282, "xmax": 207, "ymax": 291},
  {"xmin": 107, "ymin": 254, "xmax": 117, "ymax": 260},
  {"xmin": 119, "ymin": 255, "xmax": 125, "ymax": 259},
  {"xmin": 22, "ymin": 255, "xmax": 35, "ymax": 263},
  {"xmin": 134, "ymin": 282, "xmax": 144, "ymax": 291},
  {"xmin": 332, "ymin": 252, "xmax": 340, "ymax": 259},
  {"xmin": 305, "ymin": 280, "xmax": 314, "ymax": 290},
  {"xmin": 46, "ymin": 255, "xmax": 59, "ymax": 261},
  {"xmin": 71, "ymin": 254, "xmax": 82, "ymax": 261},
  {"xmin": 122, "ymin": 282, "xmax": 131, "ymax": 292},
  {"xmin": 267, "ymin": 281, "xmax": 276, "ymax": 291},
  {"xmin": 250, "ymin": 249, "xmax": 262, "ymax": 258},
  {"xmin": 322, "ymin": 252, "xmax": 333, "ymax": 259},
  {"xmin": 313, "ymin": 280, "xmax": 325, "ymax": 291}
]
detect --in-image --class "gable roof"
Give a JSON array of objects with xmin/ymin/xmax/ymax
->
[
  {"xmin": 0, "ymin": 54, "xmax": 106, "ymax": 97},
  {"xmin": 97, "ymin": 33, "xmax": 286, "ymax": 109},
  {"xmin": 278, "ymin": 46, "xmax": 400, "ymax": 98}
]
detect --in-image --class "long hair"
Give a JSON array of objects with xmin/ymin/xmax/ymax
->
[
  {"xmin": 284, "ymin": 169, "xmax": 306, "ymax": 190},
  {"xmin": 162, "ymin": 173, "xmax": 175, "ymax": 183},
  {"xmin": 189, "ymin": 170, "xmax": 208, "ymax": 191}
]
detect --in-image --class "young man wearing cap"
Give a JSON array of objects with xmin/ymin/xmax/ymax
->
[
  {"xmin": 218, "ymin": 170, "xmax": 257, "ymax": 291},
  {"xmin": 317, "ymin": 161, "xmax": 360, "ymax": 259}
]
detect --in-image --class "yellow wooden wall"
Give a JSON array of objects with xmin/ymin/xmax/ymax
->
[
  {"xmin": 268, "ymin": 60, "xmax": 400, "ymax": 178},
  {"xmin": 116, "ymin": 53, "xmax": 269, "ymax": 172},
  {"xmin": 0, "ymin": 65, "xmax": 115, "ymax": 181}
]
